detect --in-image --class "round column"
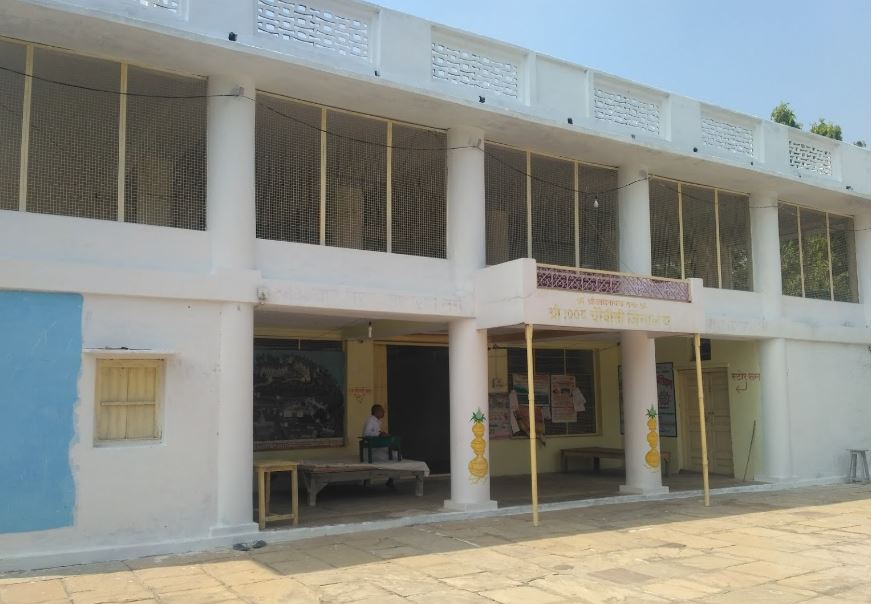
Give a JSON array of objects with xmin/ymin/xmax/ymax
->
[
  {"xmin": 619, "ymin": 330, "xmax": 668, "ymax": 495},
  {"xmin": 445, "ymin": 318, "xmax": 496, "ymax": 511},
  {"xmin": 618, "ymin": 164, "xmax": 651, "ymax": 275},
  {"xmin": 207, "ymin": 74, "xmax": 256, "ymax": 271},
  {"xmin": 758, "ymin": 337, "xmax": 792, "ymax": 481},
  {"xmin": 750, "ymin": 191, "xmax": 782, "ymax": 319},
  {"xmin": 207, "ymin": 73, "xmax": 257, "ymax": 535},
  {"xmin": 444, "ymin": 126, "xmax": 495, "ymax": 511}
]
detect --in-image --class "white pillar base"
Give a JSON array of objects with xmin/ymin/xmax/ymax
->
[
  {"xmin": 618, "ymin": 484, "xmax": 670, "ymax": 496},
  {"xmin": 209, "ymin": 522, "xmax": 259, "ymax": 538},
  {"xmin": 443, "ymin": 499, "xmax": 499, "ymax": 513}
]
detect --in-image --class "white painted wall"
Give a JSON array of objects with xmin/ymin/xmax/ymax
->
[
  {"xmin": 785, "ymin": 340, "xmax": 871, "ymax": 479},
  {"xmin": 0, "ymin": 294, "xmax": 222, "ymax": 558}
]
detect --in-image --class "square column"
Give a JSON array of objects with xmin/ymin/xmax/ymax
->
[{"xmin": 619, "ymin": 330, "xmax": 668, "ymax": 495}]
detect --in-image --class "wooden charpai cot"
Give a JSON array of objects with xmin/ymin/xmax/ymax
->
[{"xmin": 298, "ymin": 459, "xmax": 429, "ymax": 507}]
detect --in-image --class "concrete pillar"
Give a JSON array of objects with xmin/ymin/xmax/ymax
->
[
  {"xmin": 855, "ymin": 212, "xmax": 871, "ymax": 325},
  {"xmin": 758, "ymin": 337, "xmax": 792, "ymax": 481},
  {"xmin": 445, "ymin": 318, "xmax": 496, "ymax": 511},
  {"xmin": 749, "ymin": 191, "xmax": 793, "ymax": 482},
  {"xmin": 444, "ymin": 126, "xmax": 495, "ymax": 511},
  {"xmin": 446, "ymin": 126, "xmax": 486, "ymax": 285},
  {"xmin": 207, "ymin": 74, "xmax": 256, "ymax": 271},
  {"xmin": 750, "ymin": 191, "xmax": 782, "ymax": 319},
  {"xmin": 619, "ymin": 330, "xmax": 668, "ymax": 495},
  {"xmin": 207, "ymin": 74, "xmax": 257, "ymax": 535},
  {"xmin": 618, "ymin": 164, "xmax": 651, "ymax": 275}
]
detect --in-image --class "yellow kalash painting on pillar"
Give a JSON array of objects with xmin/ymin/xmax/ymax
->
[
  {"xmin": 645, "ymin": 405, "xmax": 661, "ymax": 469},
  {"xmin": 468, "ymin": 409, "xmax": 489, "ymax": 482}
]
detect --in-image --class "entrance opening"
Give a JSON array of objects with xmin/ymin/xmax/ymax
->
[{"xmin": 386, "ymin": 345, "xmax": 450, "ymax": 473}]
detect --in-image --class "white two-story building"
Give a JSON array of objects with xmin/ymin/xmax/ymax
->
[{"xmin": 0, "ymin": 0, "xmax": 869, "ymax": 571}]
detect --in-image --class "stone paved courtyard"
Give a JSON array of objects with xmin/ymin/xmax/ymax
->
[{"xmin": 1, "ymin": 484, "xmax": 868, "ymax": 603}]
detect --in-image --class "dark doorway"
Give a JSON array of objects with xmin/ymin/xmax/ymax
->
[{"xmin": 387, "ymin": 345, "xmax": 450, "ymax": 473}]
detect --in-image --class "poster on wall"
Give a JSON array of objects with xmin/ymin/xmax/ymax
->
[
  {"xmin": 253, "ymin": 340, "xmax": 346, "ymax": 450},
  {"xmin": 488, "ymin": 393, "xmax": 513, "ymax": 439},
  {"xmin": 549, "ymin": 375, "xmax": 577, "ymax": 423},
  {"xmin": 618, "ymin": 362, "xmax": 677, "ymax": 437},
  {"xmin": 511, "ymin": 373, "xmax": 550, "ymax": 406}
]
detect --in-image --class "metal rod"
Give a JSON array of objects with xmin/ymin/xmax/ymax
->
[
  {"xmin": 117, "ymin": 62, "xmax": 128, "ymax": 222},
  {"xmin": 18, "ymin": 44, "xmax": 33, "ymax": 212},
  {"xmin": 714, "ymin": 189, "xmax": 722, "ymax": 288},
  {"xmin": 574, "ymin": 162, "xmax": 580, "ymax": 268},
  {"xmin": 319, "ymin": 108, "xmax": 327, "ymax": 245},
  {"xmin": 526, "ymin": 151, "xmax": 533, "ymax": 259},
  {"xmin": 678, "ymin": 182, "xmax": 686, "ymax": 279},
  {"xmin": 525, "ymin": 323, "xmax": 540, "ymax": 526},
  {"xmin": 693, "ymin": 333, "xmax": 710, "ymax": 506}
]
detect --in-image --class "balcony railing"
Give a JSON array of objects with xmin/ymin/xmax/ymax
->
[{"xmin": 537, "ymin": 265, "xmax": 691, "ymax": 303}]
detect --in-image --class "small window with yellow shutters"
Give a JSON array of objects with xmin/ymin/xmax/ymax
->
[{"xmin": 95, "ymin": 359, "xmax": 163, "ymax": 442}]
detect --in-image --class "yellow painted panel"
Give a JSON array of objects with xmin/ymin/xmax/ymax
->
[
  {"xmin": 105, "ymin": 404, "xmax": 128, "ymax": 441},
  {"xmin": 127, "ymin": 366, "xmax": 157, "ymax": 403},
  {"xmin": 125, "ymin": 404, "xmax": 157, "ymax": 439},
  {"xmin": 100, "ymin": 366, "xmax": 129, "ymax": 403}
]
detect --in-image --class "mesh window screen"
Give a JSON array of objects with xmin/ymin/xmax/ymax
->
[
  {"xmin": 325, "ymin": 111, "xmax": 387, "ymax": 252},
  {"xmin": 506, "ymin": 347, "xmax": 597, "ymax": 435},
  {"xmin": 485, "ymin": 144, "xmax": 527, "ymax": 265},
  {"xmin": 681, "ymin": 185, "xmax": 719, "ymax": 287},
  {"xmin": 579, "ymin": 165, "xmax": 619, "ymax": 271},
  {"xmin": 649, "ymin": 178, "xmax": 682, "ymax": 279},
  {"xmin": 799, "ymin": 208, "xmax": 831, "ymax": 300},
  {"xmin": 256, "ymin": 94, "xmax": 321, "ymax": 244},
  {"xmin": 530, "ymin": 154, "xmax": 574, "ymax": 266},
  {"xmin": 829, "ymin": 214, "xmax": 858, "ymax": 303},
  {"xmin": 391, "ymin": 125, "xmax": 447, "ymax": 258},
  {"xmin": 0, "ymin": 40, "xmax": 24, "ymax": 211},
  {"xmin": 717, "ymin": 192, "xmax": 752, "ymax": 291},
  {"xmin": 778, "ymin": 204, "xmax": 802, "ymax": 296},
  {"xmin": 126, "ymin": 66, "xmax": 206, "ymax": 230},
  {"xmin": 28, "ymin": 48, "xmax": 118, "ymax": 220}
]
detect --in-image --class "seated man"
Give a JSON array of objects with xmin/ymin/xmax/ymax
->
[{"xmin": 361, "ymin": 404, "xmax": 395, "ymax": 488}]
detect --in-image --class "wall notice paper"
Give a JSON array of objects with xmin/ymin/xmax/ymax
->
[
  {"xmin": 511, "ymin": 373, "xmax": 550, "ymax": 406},
  {"xmin": 549, "ymin": 375, "xmax": 577, "ymax": 423},
  {"xmin": 488, "ymin": 393, "xmax": 513, "ymax": 439}
]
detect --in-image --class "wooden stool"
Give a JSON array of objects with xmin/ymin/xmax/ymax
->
[
  {"xmin": 848, "ymin": 449, "xmax": 870, "ymax": 483},
  {"xmin": 254, "ymin": 460, "xmax": 299, "ymax": 530}
]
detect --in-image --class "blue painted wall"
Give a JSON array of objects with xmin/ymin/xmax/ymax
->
[{"xmin": 0, "ymin": 291, "xmax": 81, "ymax": 533}]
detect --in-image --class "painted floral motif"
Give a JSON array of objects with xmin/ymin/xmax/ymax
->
[
  {"xmin": 645, "ymin": 405, "xmax": 660, "ymax": 469},
  {"xmin": 468, "ymin": 408, "xmax": 489, "ymax": 482}
]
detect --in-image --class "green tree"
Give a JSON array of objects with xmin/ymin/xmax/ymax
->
[
  {"xmin": 855, "ymin": 140, "xmax": 867, "ymax": 148},
  {"xmin": 771, "ymin": 102, "xmax": 801, "ymax": 128},
  {"xmin": 810, "ymin": 118, "xmax": 843, "ymax": 141}
]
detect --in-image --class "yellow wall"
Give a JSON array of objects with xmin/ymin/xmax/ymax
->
[
  {"xmin": 655, "ymin": 337, "xmax": 762, "ymax": 479},
  {"xmin": 252, "ymin": 329, "xmax": 761, "ymax": 480}
]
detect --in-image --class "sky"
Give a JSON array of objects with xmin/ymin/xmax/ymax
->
[{"xmin": 375, "ymin": 0, "xmax": 872, "ymax": 144}]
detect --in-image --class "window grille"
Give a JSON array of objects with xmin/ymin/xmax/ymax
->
[
  {"xmin": 0, "ymin": 40, "xmax": 24, "ymax": 211},
  {"xmin": 579, "ymin": 165, "xmax": 618, "ymax": 271},
  {"xmin": 778, "ymin": 204, "xmax": 803, "ymax": 297},
  {"xmin": 255, "ymin": 94, "xmax": 321, "ymax": 244},
  {"xmin": 391, "ymin": 125, "xmax": 447, "ymax": 258},
  {"xmin": 485, "ymin": 144, "xmax": 527, "ymax": 265},
  {"xmin": 649, "ymin": 178, "xmax": 682, "ymax": 279},
  {"xmin": 828, "ymin": 214, "xmax": 858, "ymax": 303},
  {"xmin": 125, "ymin": 66, "xmax": 205, "ymax": 230},
  {"xmin": 325, "ymin": 110, "xmax": 386, "ymax": 252},
  {"xmin": 717, "ymin": 191, "xmax": 752, "ymax": 291},
  {"xmin": 530, "ymin": 153, "xmax": 574, "ymax": 266},
  {"xmin": 28, "ymin": 48, "xmax": 119, "ymax": 220},
  {"xmin": 681, "ymin": 185, "xmax": 718, "ymax": 287},
  {"xmin": 799, "ymin": 208, "xmax": 831, "ymax": 300},
  {"xmin": 506, "ymin": 347, "xmax": 597, "ymax": 436}
]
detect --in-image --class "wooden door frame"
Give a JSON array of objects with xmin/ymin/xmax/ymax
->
[{"xmin": 675, "ymin": 362, "xmax": 732, "ymax": 474}]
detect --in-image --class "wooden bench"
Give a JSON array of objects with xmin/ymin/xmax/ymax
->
[
  {"xmin": 299, "ymin": 462, "xmax": 426, "ymax": 506},
  {"xmin": 560, "ymin": 447, "xmax": 625, "ymax": 473}
]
